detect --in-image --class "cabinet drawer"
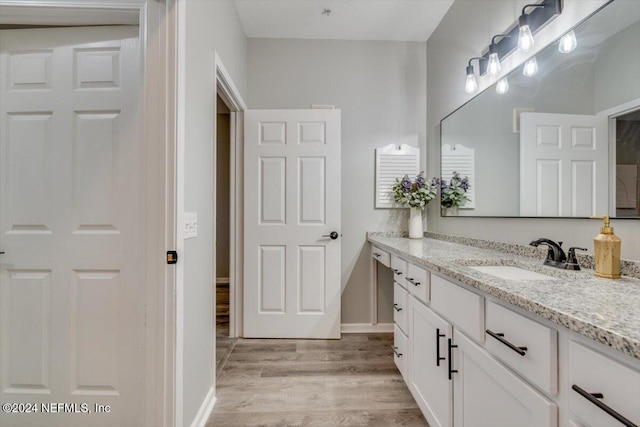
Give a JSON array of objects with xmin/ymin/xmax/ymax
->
[
  {"xmin": 431, "ymin": 274, "xmax": 484, "ymax": 342},
  {"xmin": 485, "ymin": 301, "xmax": 557, "ymax": 394},
  {"xmin": 406, "ymin": 262, "xmax": 429, "ymax": 304},
  {"xmin": 391, "ymin": 255, "xmax": 407, "ymax": 287},
  {"xmin": 394, "ymin": 324, "xmax": 409, "ymax": 380},
  {"xmin": 394, "ymin": 282, "xmax": 409, "ymax": 335},
  {"xmin": 371, "ymin": 245, "xmax": 390, "ymax": 267},
  {"xmin": 568, "ymin": 341, "xmax": 640, "ymax": 427}
]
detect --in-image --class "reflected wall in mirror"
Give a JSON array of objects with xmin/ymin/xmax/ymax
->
[{"xmin": 441, "ymin": 0, "xmax": 640, "ymax": 218}]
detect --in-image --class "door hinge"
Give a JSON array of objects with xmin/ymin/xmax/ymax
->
[{"xmin": 167, "ymin": 250, "xmax": 178, "ymax": 264}]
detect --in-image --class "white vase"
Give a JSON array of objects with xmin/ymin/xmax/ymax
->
[{"xmin": 408, "ymin": 207, "xmax": 423, "ymax": 239}]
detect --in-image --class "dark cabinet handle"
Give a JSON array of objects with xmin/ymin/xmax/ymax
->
[
  {"xmin": 391, "ymin": 345, "xmax": 402, "ymax": 358},
  {"xmin": 392, "ymin": 269, "xmax": 403, "ymax": 276},
  {"xmin": 486, "ymin": 329, "xmax": 528, "ymax": 356},
  {"xmin": 572, "ymin": 385, "xmax": 637, "ymax": 427},
  {"xmin": 448, "ymin": 338, "xmax": 458, "ymax": 380},
  {"xmin": 373, "ymin": 253, "xmax": 381, "ymax": 257},
  {"xmin": 406, "ymin": 277, "xmax": 420, "ymax": 286},
  {"xmin": 436, "ymin": 328, "xmax": 446, "ymax": 366},
  {"xmin": 393, "ymin": 304, "xmax": 403, "ymax": 312},
  {"xmin": 0, "ymin": 251, "xmax": 4, "ymax": 254}
]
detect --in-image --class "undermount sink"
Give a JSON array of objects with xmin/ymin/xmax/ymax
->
[{"xmin": 469, "ymin": 265, "xmax": 557, "ymax": 281}]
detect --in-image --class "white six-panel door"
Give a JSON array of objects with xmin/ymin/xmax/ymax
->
[
  {"xmin": 520, "ymin": 112, "xmax": 608, "ymax": 217},
  {"xmin": 244, "ymin": 110, "xmax": 341, "ymax": 338},
  {"xmin": 0, "ymin": 27, "xmax": 144, "ymax": 427}
]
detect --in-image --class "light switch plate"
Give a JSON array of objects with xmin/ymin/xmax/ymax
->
[{"xmin": 184, "ymin": 212, "xmax": 197, "ymax": 239}]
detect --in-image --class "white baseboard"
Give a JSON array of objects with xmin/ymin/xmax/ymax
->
[
  {"xmin": 341, "ymin": 323, "xmax": 394, "ymax": 333},
  {"xmin": 189, "ymin": 386, "xmax": 216, "ymax": 427}
]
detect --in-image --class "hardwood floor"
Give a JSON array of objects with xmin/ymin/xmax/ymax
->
[
  {"xmin": 216, "ymin": 282, "xmax": 236, "ymax": 374},
  {"xmin": 207, "ymin": 333, "xmax": 428, "ymax": 426}
]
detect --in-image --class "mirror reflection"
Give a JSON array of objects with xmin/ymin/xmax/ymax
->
[{"xmin": 441, "ymin": 0, "xmax": 640, "ymax": 218}]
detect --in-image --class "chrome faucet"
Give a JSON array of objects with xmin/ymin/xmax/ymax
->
[{"xmin": 529, "ymin": 238, "xmax": 567, "ymax": 268}]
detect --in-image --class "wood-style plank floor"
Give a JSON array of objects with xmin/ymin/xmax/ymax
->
[{"xmin": 207, "ymin": 333, "xmax": 428, "ymax": 426}]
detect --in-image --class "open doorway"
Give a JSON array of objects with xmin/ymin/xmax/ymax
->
[
  {"xmin": 614, "ymin": 107, "xmax": 640, "ymax": 217},
  {"xmin": 215, "ymin": 94, "xmax": 235, "ymax": 370}
]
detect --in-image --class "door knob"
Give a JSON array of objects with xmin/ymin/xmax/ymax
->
[{"xmin": 322, "ymin": 231, "xmax": 339, "ymax": 240}]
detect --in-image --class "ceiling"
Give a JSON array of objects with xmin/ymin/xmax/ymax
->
[{"xmin": 234, "ymin": 0, "xmax": 454, "ymax": 42}]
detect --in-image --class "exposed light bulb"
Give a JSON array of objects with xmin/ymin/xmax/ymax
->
[
  {"xmin": 496, "ymin": 77, "xmax": 509, "ymax": 95},
  {"xmin": 518, "ymin": 24, "xmax": 534, "ymax": 52},
  {"xmin": 559, "ymin": 30, "xmax": 577, "ymax": 53},
  {"xmin": 523, "ymin": 56, "xmax": 539, "ymax": 77},
  {"xmin": 487, "ymin": 52, "xmax": 501, "ymax": 76},
  {"xmin": 465, "ymin": 73, "xmax": 478, "ymax": 94}
]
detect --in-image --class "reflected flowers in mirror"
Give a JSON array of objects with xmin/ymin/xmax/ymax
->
[{"xmin": 440, "ymin": 172, "xmax": 471, "ymax": 213}]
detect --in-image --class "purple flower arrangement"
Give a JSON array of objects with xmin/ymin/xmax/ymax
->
[{"xmin": 392, "ymin": 172, "xmax": 438, "ymax": 209}]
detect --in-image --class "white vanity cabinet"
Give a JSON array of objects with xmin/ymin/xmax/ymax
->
[
  {"xmin": 373, "ymin": 241, "xmax": 639, "ymax": 427},
  {"xmin": 452, "ymin": 330, "xmax": 558, "ymax": 427},
  {"xmin": 408, "ymin": 296, "xmax": 453, "ymax": 427}
]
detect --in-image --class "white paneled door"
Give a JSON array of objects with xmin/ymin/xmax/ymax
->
[
  {"xmin": 520, "ymin": 112, "xmax": 608, "ymax": 217},
  {"xmin": 244, "ymin": 110, "xmax": 341, "ymax": 338},
  {"xmin": 0, "ymin": 27, "xmax": 143, "ymax": 427}
]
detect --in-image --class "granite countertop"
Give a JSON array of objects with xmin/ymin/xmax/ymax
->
[{"xmin": 368, "ymin": 232, "xmax": 640, "ymax": 360}]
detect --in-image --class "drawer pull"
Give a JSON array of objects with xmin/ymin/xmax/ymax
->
[
  {"xmin": 391, "ymin": 345, "xmax": 403, "ymax": 358},
  {"xmin": 486, "ymin": 329, "xmax": 528, "ymax": 356},
  {"xmin": 406, "ymin": 277, "xmax": 421, "ymax": 286},
  {"xmin": 393, "ymin": 269, "xmax": 403, "ymax": 276},
  {"xmin": 448, "ymin": 338, "xmax": 458, "ymax": 380},
  {"xmin": 393, "ymin": 303, "xmax": 403, "ymax": 312},
  {"xmin": 373, "ymin": 252, "xmax": 381, "ymax": 257},
  {"xmin": 572, "ymin": 385, "xmax": 637, "ymax": 427},
  {"xmin": 436, "ymin": 328, "xmax": 446, "ymax": 367}
]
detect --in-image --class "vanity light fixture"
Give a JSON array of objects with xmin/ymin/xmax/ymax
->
[
  {"xmin": 465, "ymin": 57, "xmax": 485, "ymax": 94},
  {"xmin": 487, "ymin": 34, "xmax": 511, "ymax": 76},
  {"xmin": 496, "ymin": 77, "xmax": 510, "ymax": 95},
  {"xmin": 523, "ymin": 56, "xmax": 539, "ymax": 77},
  {"xmin": 559, "ymin": 30, "xmax": 578, "ymax": 53},
  {"xmin": 477, "ymin": 0, "xmax": 561, "ymax": 76}
]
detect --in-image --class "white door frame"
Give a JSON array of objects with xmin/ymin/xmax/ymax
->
[
  {"xmin": 598, "ymin": 97, "xmax": 640, "ymax": 215},
  {"xmin": 0, "ymin": 1, "xmax": 179, "ymax": 426},
  {"xmin": 215, "ymin": 52, "xmax": 247, "ymax": 339}
]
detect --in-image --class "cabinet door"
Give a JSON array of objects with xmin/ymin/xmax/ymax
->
[
  {"xmin": 408, "ymin": 296, "xmax": 453, "ymax": 427},
  {"xmin": 452, "ymin": 330, "xmax": 557, "ymax": 427}
]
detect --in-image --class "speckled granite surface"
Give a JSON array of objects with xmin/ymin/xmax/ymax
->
[
  {"xmin": 368, "ymin": 233, "xmax": 640, "ymax": 360},
  {"xmin": 425, "ymin": 231, "xmax": 640, "ymax": 279}
]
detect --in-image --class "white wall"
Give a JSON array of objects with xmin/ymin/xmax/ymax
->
[
  {"xmin": 247, "ymin": 38, "xmax": 427, "ymax": 324},
  {"xmin": 181, "ymin": 1, "xmax": 246, "ymax": 425},
  {"xmin": 594, "ymin": 21, "xmax": 640, "ymax": 113},
  {"xmin": 427, "ymin": 0, "xmax": 640, "ymax": 260}
]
